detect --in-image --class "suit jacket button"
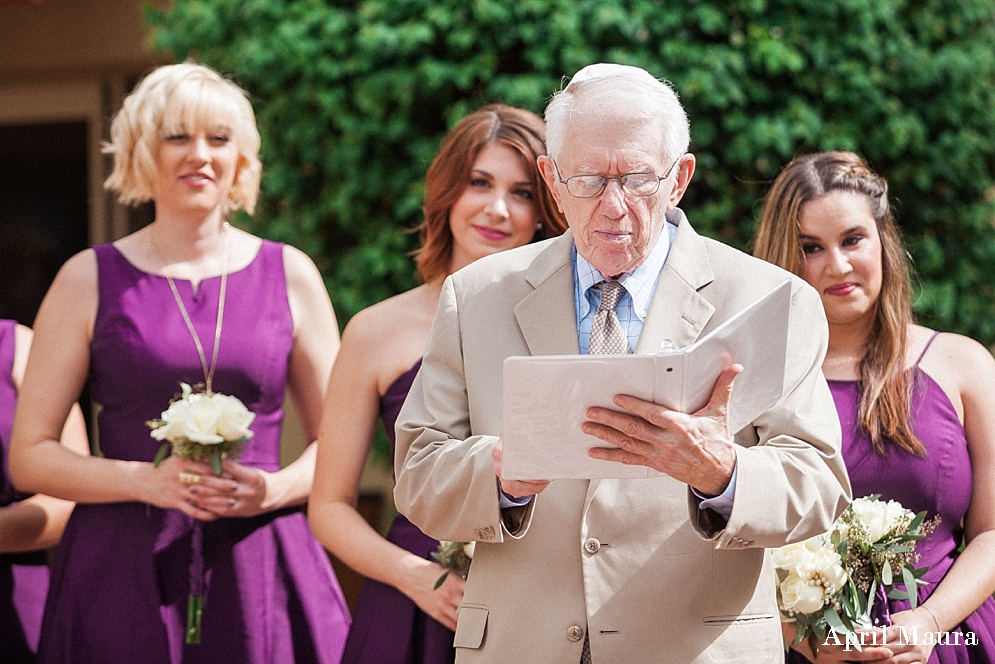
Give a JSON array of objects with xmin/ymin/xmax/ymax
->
[
  {"xmin": 567, "ymin": 625, "xmax": 584, "ymax": 642},
  {"xmin": 583, "ymin": 538, "xmax": 601, "ymax": 554}
]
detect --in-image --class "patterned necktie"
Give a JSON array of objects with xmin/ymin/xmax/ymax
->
[
  {"xmin": 588, "ymin": 280, "xmax": 630, "ymax": 356},
  {"xmin": 584, "ymin": 284, "xmax": 627, "ymax": 664}
]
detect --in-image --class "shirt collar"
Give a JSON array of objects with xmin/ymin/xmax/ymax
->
[{"xmin": 574, "ymin": 221, "xmax": 676, "ymax": 319}]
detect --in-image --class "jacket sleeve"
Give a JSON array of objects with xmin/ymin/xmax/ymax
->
[
  {"xmin": 393, "ymin": 276, "xmax": 528, "ymax": 543},
  {"xmin": 692, "ymin": 279, "xmax": 852, "ymax": 548}
]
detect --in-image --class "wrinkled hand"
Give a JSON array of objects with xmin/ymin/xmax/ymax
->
[
  {"xmin": 585, "ymin": 364, "xmax": 742, "ymax": 496},
  {"xmin": 402, "ymin": 556, "xmax": 466, "ymax": 631},
  {"xmin": 492, "ymin": 438, "xmax": 550, "ymax": 499},
  {"xmin": 193, "ymin": 459, "xmax": 269, "ymax": 518},
  {"xmin": 143, "ymin": 455, "xmax": 221, "ymax": 521}
]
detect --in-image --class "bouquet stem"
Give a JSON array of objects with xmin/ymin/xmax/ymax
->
[
  {"xmin": 186, "ymin": 520, "xmax": 205, "ymax": 645},
  {"xmin": 186, "ymin": 593, "xmax": 204, "ymax": 645}
]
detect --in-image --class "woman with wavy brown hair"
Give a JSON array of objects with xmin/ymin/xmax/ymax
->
[
  {"xmin": 754, "ymin": 151, "xmax": 995, "ymax": 664},
  {"xmin": 309, "ymin": 104, "xmax": 566, "ymax": 664}
]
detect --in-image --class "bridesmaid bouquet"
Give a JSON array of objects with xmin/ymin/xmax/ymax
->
[
  {"xmin": 147, "ymin": 382, "xmax": 255, "ymax": 645},
  {"xmin": 148, "ymin": 382, "xmax": 255, "ymax": 475},
  {"xmin": 773, "ymin": 495, "xmax": 938, "ymax": 654},
  {"xmin": 431, "ymin": 540, "xmax": 474, "ymax": 589}
]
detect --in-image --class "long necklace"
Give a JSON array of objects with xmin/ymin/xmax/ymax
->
[{"xmin": 152, "ymin": 222, "xmax": 230, "ymax": 394}]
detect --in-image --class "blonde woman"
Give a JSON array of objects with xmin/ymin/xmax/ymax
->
[{"xmin": 11, "ymin": 63, "xmax": 349, "ymax": 663}]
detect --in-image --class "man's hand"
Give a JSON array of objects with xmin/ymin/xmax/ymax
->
[
  {"xmin": 492, "ymin": 438, "xmax": 550, "ymax": 499},
  {"xmin": 585, "ymin": 364, "xmax": 741, "ymax": 496}
]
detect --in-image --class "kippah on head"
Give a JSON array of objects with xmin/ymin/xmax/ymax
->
[{"xmin": 566, "ymin": 63, "xmax": 660, "ymax": 89}]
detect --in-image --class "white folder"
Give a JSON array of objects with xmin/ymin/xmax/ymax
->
[{"xmin": 501, "ymin": 280, "xmax": 792, "ymax": 480}]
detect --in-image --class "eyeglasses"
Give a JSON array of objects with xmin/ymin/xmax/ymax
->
[{"xmin": 552, "ymin": 155, "xmax": 682, "ymax": 198}]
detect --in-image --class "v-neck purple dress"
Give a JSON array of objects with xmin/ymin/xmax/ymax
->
[
  {"xmin": 37, "ymin": 242, "xmax": 349, "ymax": 664},
  {"xmin": 340, "ymin": 358, "xmax": 457, "ymax": 664},
  {"xmin": 788, "ymin": 333, "xmax": 995, "ymax": 663},
  {"xmin": 0, "ymin": 319, "xmax": 50, "ymax": 663}
]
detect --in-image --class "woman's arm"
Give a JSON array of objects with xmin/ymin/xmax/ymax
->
[
  {"xmin": 309, "ymin": 298, "xmax": 465, "ymax": 632},
  {"xmin": 881, "ymin": 332, "xmax": 995, "ymax": 659},
  {"xmin": 0, "ymin": 324, "xmax": 90, "ymax": 553},
  {"xmin": 9, "ymin": 251, "xmax": 221, "ymax": 521}
]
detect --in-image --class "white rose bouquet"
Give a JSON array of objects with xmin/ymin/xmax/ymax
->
[
  {"xmin": 146, "ymin": 382, "xmax": 255, "ymax": 645},
  {"xmin": 774, "ymin": 495, "xmax": 937, "ymax": 654},
  {"xmin": 431, "ymin": 540, "xmax": 474, "ymax": 589},
  {"xmin": 147, "ymin": 382, "xmax": 255, "ymax": 475}
]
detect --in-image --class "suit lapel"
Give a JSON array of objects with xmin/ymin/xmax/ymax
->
[
  {"xmin": 515, "ymin": 232, "xmax": 580, "ymax": 357},
  {"xmin": 635, "ymin": 212, "xmax": 716, "ymax": 354}
]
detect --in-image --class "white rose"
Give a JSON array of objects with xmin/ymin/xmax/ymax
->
[
  {"xmin": 175, "ymin": 392, "xmax": 225, "ymax": 444},
  {"xmin": 214, "ymin": 394, "xmax": 256, "ymax": 441},
  {"xmin": 851, "ymin": 497, "xmax": 908, "ymax": 541},
  {"xmin": 810, "ymin": 546, "xmax": 847, "ymax": 595},
  {"xmin": 463, "ymin": 542, "xmax": 475, "ymax": 559},
  {"xmin": 151, "ymin": 398, "xmax": 193, "ymax": 443},
  {"xmin": 771, "ymin": 537, "xmax": 823, "ymax": 572},
  {"xmin": 780, "ymin": 573, "xmax": 827, "ymax": 614}
]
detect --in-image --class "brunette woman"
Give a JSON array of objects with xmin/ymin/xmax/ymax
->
[
  {"xmin": 754, "ymin": 151, "xmax": 995, "ymax": 663},
  {"xmin": 309, "ymin": 104, "xmax": 567, "ymax": 664}
]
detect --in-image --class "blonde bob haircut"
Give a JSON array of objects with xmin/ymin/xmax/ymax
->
[{"xmin": 103, "ymin": 62, "xmax": 262, "ymax": 214}]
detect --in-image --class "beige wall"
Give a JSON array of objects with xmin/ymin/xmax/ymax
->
[
  {"xmin": 0, "ymin": 0, "xmax": 163, "ymax": 86},
  {"xmin": 0, "ymin": 0, "xmax": 165, "ymax": 244}
]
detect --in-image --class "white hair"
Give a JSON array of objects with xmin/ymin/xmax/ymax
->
[{"xmin": 544, "ymin": 63, "xmax": 690, "ymax": 166}]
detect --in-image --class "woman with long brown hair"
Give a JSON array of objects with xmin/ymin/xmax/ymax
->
[
  {"xmin": 309, "ymin": 103, "xmax": 566, "ymax": 664},
  {"xmin": 754, "ymin": 151, "xmax": 995, "ymax": 663}
]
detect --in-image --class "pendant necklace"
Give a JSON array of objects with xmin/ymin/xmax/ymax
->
[{"xmin": 151, "ymin": 222, "xmax": 230, "ymax": 394}]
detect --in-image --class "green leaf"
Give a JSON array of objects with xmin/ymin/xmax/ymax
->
[
  {"xmin": 902, "ymin": 566, "xmax": 919, "ymax": 610},
  {"xmin": 882, "ymin": 560, "xmax": 893, "ymax": 585},
  {"xmin": 153, "ymin": 443, "xmax": 171, "ymax": 468}
]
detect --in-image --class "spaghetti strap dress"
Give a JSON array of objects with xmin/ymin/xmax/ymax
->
[
  {"xmin": 37, "ymin": 242, "xmax": 349, "ymax": 664},
  {"xmin": 788, "ymin": 332, "xmax": 995, "ymax": 663},
  {"xmin": 340, "ymin": 358, "xmax": 457, "ymax": 664},
  {"xmin": 0, "ymin": 319, "xmax": 50, "ymax": 663}
]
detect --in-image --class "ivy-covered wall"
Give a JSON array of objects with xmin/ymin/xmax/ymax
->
[{"xmin": 148, "ymin": 0, "xmax": 995, "ymax": 344}]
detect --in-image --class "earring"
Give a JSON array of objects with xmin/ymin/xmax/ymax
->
[{"xmin": 536, "ymin": 221, "xmax": 543, "ymax": 231}]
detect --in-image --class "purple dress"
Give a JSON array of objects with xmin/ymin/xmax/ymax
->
[
  {"xmin": 0, "ymin": 319, "xmax": 50, "ymax": 663},
  {"xmin": 37, "ymin": 242, "xmax": 349, "ymax": 664},
  {"xmin": 789, "ymin": 333, "xmax": 995, "ymax": 663},
  {"xmin": 340, "ymin": 358, "xmax": 456, "ymax": 664}
]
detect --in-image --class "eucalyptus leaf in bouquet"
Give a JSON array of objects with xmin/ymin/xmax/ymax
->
[{"xmin": 773, "ymin": 495, "xmax": 938, "ymax": 654}]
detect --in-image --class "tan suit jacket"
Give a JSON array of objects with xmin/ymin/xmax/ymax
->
[{"xmin": 394, "ymin": 211, "xmax": 850, "ymax": 663}]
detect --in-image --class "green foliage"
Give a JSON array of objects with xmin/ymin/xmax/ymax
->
[{"xmin": 146, "ymin": 0, "xmax": 995, "ymax": 343}]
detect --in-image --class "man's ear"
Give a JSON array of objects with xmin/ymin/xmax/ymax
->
[
  {"xmin": 537, "ymin": 156, "xmax": 564, "ymax": 213},
  {"xmin": 666, "ymin": 153, "xmax": 696, "ymax": 210}
]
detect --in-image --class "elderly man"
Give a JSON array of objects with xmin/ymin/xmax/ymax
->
[{"xmin": 394, "ymin": 64, "xmax": 850, "ymax": 663}]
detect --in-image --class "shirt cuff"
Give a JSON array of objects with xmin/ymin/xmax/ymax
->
[
  {"xmin": 497, "ymin": 479, "xmax": 533, "ymax": 509},
  {"xmin": 692, "ymin": 462, "xmax": 737, "ymax": 520}
]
